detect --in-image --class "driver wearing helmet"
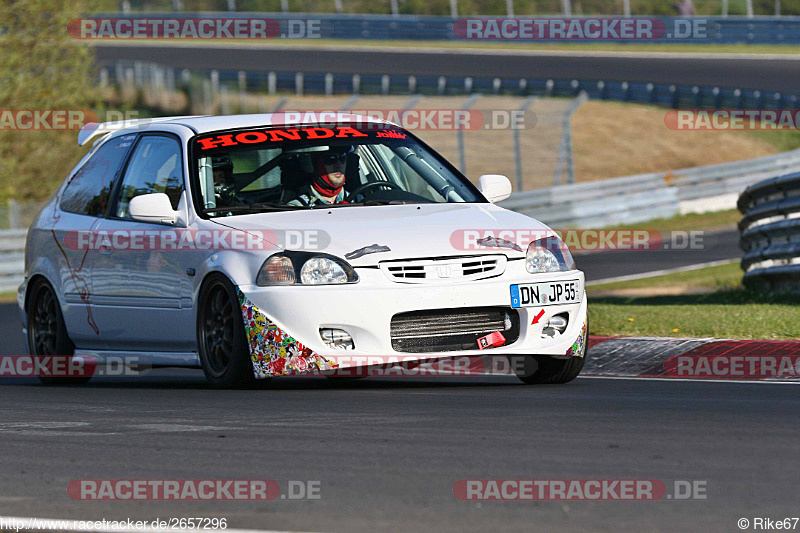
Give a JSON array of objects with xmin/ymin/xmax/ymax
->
[
  {"xmin": 212, "ymin": 154, "xmax": 243, "ymax": 206},
  {"xmin": 288, "ymin": 148, "xmax": 350, "ymax": 207}
]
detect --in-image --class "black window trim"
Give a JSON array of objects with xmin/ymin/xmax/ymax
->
[
  {"xmin": 58, "ymin": 132, "xmax": 140, "ymax": 219},
  {"xmin": 106, "ymin": 131, "xmax": 186, "ymax": 223}
]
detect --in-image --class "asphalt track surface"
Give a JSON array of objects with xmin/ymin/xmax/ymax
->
[
  {"xmin": 578, "ymin": 228, "xmax": 740, "ymax": 282},
  {"xmin": 0, "ymin": 346, "xmax": 798, "ymax": 531},
  {"xmin": 94, "ymin": 43, "xmax": 800, "ymax": 94}
]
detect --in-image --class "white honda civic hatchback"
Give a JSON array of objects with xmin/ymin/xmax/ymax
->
[{"xmin": 19, "ymin": 113, "xmax": 587, "ymax": 388}]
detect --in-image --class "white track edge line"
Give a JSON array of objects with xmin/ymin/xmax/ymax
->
[{"xmin": 586, "ymin": 258, "xmax": 738, "ymax": 286}]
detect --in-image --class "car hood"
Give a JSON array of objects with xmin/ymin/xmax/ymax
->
[{"xmin": 211, "ymin": 203, "xmax": 554, "ymax": 266}]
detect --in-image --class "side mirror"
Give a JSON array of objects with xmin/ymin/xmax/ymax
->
[
  {"xmin": 128, "ymin": 193, "xmax": 178, "ymax": 225},
  {"xmin": 478, "ymin": 174, "xmax": 512, "ymax": 203}
]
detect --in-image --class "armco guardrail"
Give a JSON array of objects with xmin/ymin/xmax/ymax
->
[
  {"xmin": 102, "ymin": 13, "xmax": 800, "ymax": 44},
  {"xmin": 500, "ymin": 148, "xmax": 800, "ymax": 228},
  {"xmin": 0, "ymin": 229, "xmax": 27, "ymax": 294},
  {"xmin": 738, "ymin": 171, "xmax": 800, "ymax": 291},
  {"xmin": 108, "ymin": 61, "xmax": 799, "ymax": 110}
]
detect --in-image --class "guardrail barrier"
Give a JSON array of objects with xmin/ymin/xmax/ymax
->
[{"xmin": 738, "ymin": 171, "xmax": 800, "ymax": 292}]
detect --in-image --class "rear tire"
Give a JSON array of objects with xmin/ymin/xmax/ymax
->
[
  {"xmin": 197, "ymin": 274, "xmax": 266, "ymax": 389},
  {"xmin": 27, "ymin": 280, "xmax": 91, "ymax": 385}
]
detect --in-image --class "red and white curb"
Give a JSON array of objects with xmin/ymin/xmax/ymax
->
[{"xmin": 583, "ymin": 336, "xmax": 800, "ymax": 381}]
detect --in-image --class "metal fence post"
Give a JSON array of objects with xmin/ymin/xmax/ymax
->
[
  {"xmin": 295, "ymin": 72, "xmax": 304, "ymax": 96},
  {"xmin": 622, "ymin": 0, "xmax": 631, "ymax": 16},
  {"xmin": 210, "ymin": 70, "xmax": 219, "ymax": 97},
  {"xmin": 450, "ymin": 0, "xmax": 458, "ymax": 16},
  {"xmin": 203, "ymin": 80, "xmax": 212, "ymax": 114},
  {"xmin": 8, "ymin": 200, "xmax": 19, "ymax": 230},
  {"xmin": 221, "ymin": 85, "xmax": 230, "ymax": 115},
  {"xmin": 554, "ymin": 91, "xmax": 587, "ymax": 185},
  {"xmin": 390, "ymin": 0, "xmax": 399, "ymax": 16},
  {"xmin": 562, "ymin": 0, "xmax": 572, "ymax": 16},
  {"xmin": 227, "ymin": 0, "xmax": 236, "ymax": 11},
  {"xmin": 506, "ymin": 0, "xmax": 514, "ymax": 16},
  {"xmin": 513, "ymin": 96, "xmax": 536, "ymax": 192},
  {"xmin": 458, "ymin": 94, "xmax": 480, "ymax": 175},
  {"xmin": 238, "ymin": 70, "xmax": 247, "ymax": 113},
  {"xmin": 281, "ymin": 0, "xmax": 289, "ymax": 13}
]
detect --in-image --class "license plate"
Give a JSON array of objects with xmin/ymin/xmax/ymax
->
[{"xmin": 510, "ymin": 280, "xmax": 582, "ymax": 308}]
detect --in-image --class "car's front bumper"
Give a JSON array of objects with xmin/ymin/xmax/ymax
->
[{"xmin": 237, "ymin": 264, "xmax": 587, "ymax": 379}]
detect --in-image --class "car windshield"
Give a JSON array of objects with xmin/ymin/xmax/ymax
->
[{"xmin": 193, "ymin": 122, "xmax": 481, "ymax": 216}]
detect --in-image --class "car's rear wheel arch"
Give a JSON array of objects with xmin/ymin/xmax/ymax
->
[{"xmin": 25, "ymin": 274, "xmax": 55, "ymax": 317}]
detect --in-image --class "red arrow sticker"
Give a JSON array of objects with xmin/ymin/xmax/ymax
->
[{"xmin": 531, "ymin": 309, "xmax": 545, "ymax": 325}]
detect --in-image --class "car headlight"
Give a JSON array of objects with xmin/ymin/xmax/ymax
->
[
  {"xmin": 257, "ymin": 252, "xmax": 358, "ymax": 286},
  {"xmin": 300, "ymin": 257, "xmax": 349, "ymax": 285},
  {"xmin": 526, "ymin": 236, "xmax": 576, "ymax": 273}
]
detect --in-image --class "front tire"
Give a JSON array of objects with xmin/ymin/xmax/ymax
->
[
  {"xmin": 27, "ymin": 280, "xmax": 91, "ymax": 385},
  {"xmin": 197, "ymin": 275, "xmax": 265, "ymax": 389},
  {"xmin": 508, "ymin": 354, "xmax": 585, "ymax": 384},
  {"xmin": 508, "ymin": 324, "xmax": 587, "ymax": 385}
]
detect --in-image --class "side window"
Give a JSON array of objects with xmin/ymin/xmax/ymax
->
[
  {"xmin": 60, "ymin": 135, "xmax": 133, "ymax": 217},
  {"xmin": 116, "ymin": 136, "xmax": 184, "ymax": 219}
]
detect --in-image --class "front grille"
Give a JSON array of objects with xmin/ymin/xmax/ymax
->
[
  {"xmin": 390, "ymin": 307, "xmax": 519, "ymax": 353},
  {"xmin": 380, "ymin": 255, "xmax": 506, "ymax": 283}
]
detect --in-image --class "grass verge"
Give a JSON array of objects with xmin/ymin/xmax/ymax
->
[
  {"xmin": 598, "ymin": 208, "xmax": 742, "ymax": 233},
  {"xmin": 586, "ymin": 262, "xmax": 800, "ymax": 340},
  {"xmin": 588, "ymin": 289, "xmax": 800, "ymax": 340},
  {"xmin": 0, "ymin": 292, "xmax": 17, "ymax": 303},
  {"xmin": 587, "ymin": 261, "xmax": 742, "ymax": 292}
]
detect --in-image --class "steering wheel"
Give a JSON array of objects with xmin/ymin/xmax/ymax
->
[{"xmin": 345, "ymin": 181, "xmax": 404, "ymax": 203}]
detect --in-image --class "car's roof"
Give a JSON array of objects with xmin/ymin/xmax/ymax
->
[
  {"xmin": 80, "ymin": 113, "xmax": 395, "ymax": 147},
  {"xmin": 176, "ymin": 113, "xmax": 392, "ymax": 133}
]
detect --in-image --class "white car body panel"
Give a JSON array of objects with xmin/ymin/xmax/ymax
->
[{"xmin": 20, "ymin": 113, "xmax": 588, "ymax": 379}]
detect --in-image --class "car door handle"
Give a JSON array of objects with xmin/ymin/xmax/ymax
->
[{"xmin": 99, "ymin": 243, "xmax": 112, "ymax": 255}]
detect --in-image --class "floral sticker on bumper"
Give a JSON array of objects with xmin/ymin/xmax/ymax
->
[
  {"xmin": 566, "ymin": 317, "xmax": 587, "ymax": 358},
  {"xmin": 237, "ymin": 290, "xmax": 338, "ymax": 378}
]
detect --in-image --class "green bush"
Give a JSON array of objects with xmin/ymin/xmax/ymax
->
[{"xmin": 0, "ymin": 0, "xmax": 99, "ymax": 203}]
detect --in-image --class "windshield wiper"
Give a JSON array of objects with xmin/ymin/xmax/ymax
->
[
  {"xmin": 204, "ymin": 202, "xmax": 303, "ymax": 215},
  {"xmin": 321, "ymin": 200, "xmax": 419, "ymax": 209}
]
